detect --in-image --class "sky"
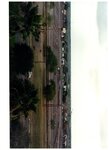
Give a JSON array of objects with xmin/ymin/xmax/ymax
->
[
  {"xmin": 97, "ymin": 2, "xmax": 107, "ymax": 46},
  {"xmin": 71, "ymin": 2, "xmax": 108, "ymax": 149}
]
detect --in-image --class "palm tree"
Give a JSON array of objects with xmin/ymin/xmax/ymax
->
[
  {"xmin": 10, "ymin": 43, "xmax": 34, "ymax": 75},
  {"xmin": 9, "ymin": 2, "xmax": 42, "ymax": 41},
  {"xmin": 10, "ymin": 77, "xmax": 39, "ymax": 120}
]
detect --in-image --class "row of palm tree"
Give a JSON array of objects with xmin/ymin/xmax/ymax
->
[
  {"xmin": 10, "ymin": 2, "xmax": 56, "ymax": 120},
  {"xmin": 10, "ymin": 2, "xmax": 42, "ymax": 121}
]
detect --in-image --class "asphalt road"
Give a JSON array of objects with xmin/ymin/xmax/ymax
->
[{"xmin": 46, "ymin": 2, "xmax": 64, "ymax": 148}]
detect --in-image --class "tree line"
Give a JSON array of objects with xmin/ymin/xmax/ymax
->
[{"xmin": 10, "ymin": 2, "xmax": 58, "ymax": 121}]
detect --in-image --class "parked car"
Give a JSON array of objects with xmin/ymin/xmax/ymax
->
[
  {"xmin": 28, "ymin": 72, "xmax": 32, "ymax": 79},
  {"xmin": 62, "ymin": 52, "xmax": 65, "ymax": 58},
  {"xmin": 62, "ymin": 47, "xmax": 65, "ymax": 52},
  {"xmin": 61, "ymin": 58, "xmax": 65, "ymax": 65},
  {"xmin": 63, "ymin": 134, "xmax": 67, "ymax": 140},
  {"xmin": 62, "ymin": 9, "xmax": 67, "ymax": 15},
  {"xmin": 63, "ymin": 140, "xmax": 67, "ymax": 147}
]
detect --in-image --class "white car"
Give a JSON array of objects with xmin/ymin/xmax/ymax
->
[
  {"xmin": 63, "ymin": 85, "xmax": 67, "ymax": 91},
  {"xmin": 62, "ymin": 27, "xmax": 66, "ymax": 34},
  {"xmin": 62, "ymin": 9, "xmax": 67, "ymax": 15},
  {"xmin": 63, "ymin": 140, "xmax": 67, "ymax": 147},
  {"xmin": 61, "ymin": 34, "xmax": 64, "ymax": 38},
  {"xmin": 28, "ymin": 72, "xmax": 32, "ymax": 79},
  {"xmin": 62, "ymin": 52, "xmax": 64, "ymax": 58},
  {"xmin": 62, "ymin": 47, "xmax": 65, "ymax": 52},
  {"xmin": 57, "ymin": 67, "xmax": 60, "ymax": 71},
  {"xmin": 64, "ymin": 117, "xmax": 67, "ymax": 122}
]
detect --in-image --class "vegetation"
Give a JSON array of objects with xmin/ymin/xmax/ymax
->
[
  {"xmin": 9, "ymin": 2, "xmax": 40, "ymax": 122},
  {"xmin": 50, "ymin": 119, "xmax": 56, "ymax": 129},
  {"xmin": 47, "ymin": 13, "xmax": 52, "ymax": 26},
  {"xmin": 9, "ymin": 2, "xmax": 42, "ymax": 41},
  {"xmin": 10, "ymin": 77, "xmax": 39, "ymax": 120},
  {"xmin": 10, "ymin": 43, "xmax": 34, "ymax": 75},
  {"xmin": 41, "ymin": 13, "xmax": 52, "ymax": 27},
  {"xmin": 9, "ymin": 2, "xmax": 42, "ymax": 147},
  {"xmin": 46, "ymin": 46, "xmax": 57, "ymax": 72},
  {"xmin": 44, "ymin": 80, "xmax": 56, "ymax": 101}
]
